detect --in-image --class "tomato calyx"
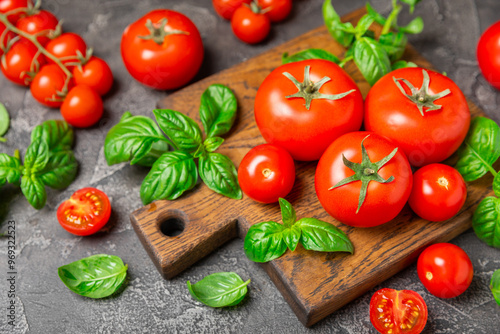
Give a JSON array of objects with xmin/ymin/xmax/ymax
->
[
  {"xmin": 138, "ymin": 18, "xmax": 189, "ymax": 45},
  {"xmin": 393, "ymin": 69, "xmax": 451, "ymax": 116},
  {"xmin": 283, "ymin": 65, "xmax": 356, "ymax": 110},
  {"xmin": 244, "ymin": 1, "xmax": 268, "ymax": 14},
  {"xmin": 329, "ymin": 135, "xmax": 398, "ymax": 213}
]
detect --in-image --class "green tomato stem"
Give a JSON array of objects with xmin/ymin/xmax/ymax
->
[{"xmin": 381, "ymin": 3, "xmax": 402, "ymax": 35}]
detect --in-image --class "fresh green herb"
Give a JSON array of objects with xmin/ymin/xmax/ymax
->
[
  {"xmin": 352, "ymin": 37, "xmax": 392, "ymax": 86},
  {"xmin": 282, "ymin": 49, "xmax": 341, "ymax": 65},
  {"xmin": 472, "ymin": 197, "xmax": 500, "ymax": 249},
  {"xmin": 198, "ymin": 153, "xmax": 242, "ymax": 200},
  {"xmin": 0, "ymin": 102, "xmax": 10, "ymax": 142},
  {"xmin": 153, "ymin": 109, "xmax": 202, "ymax": 153},
  {"xmin": 244, "ymin": 198, "xmax": 353, "ymax": 263},
  {"xmin": 391, "ymin": 60, "xmax": 417, "ymax": 70},
  {"xmin": 58, "ymin": 254, "xmax": 128, "ymax": 299},
  {"xmin": 199, "ymin": 84, "xmax": 237, "ymax": 138},
  {"xmin": 491, "ymin": 269, "xmax": 500, "ymax": 306},
  {"xmin": 187, "ymin": 272, "xmax": 250, "ymax": 308},
  {"xmin": 323, "ymin": 0, "xmax": 355, "ymax": 48}
]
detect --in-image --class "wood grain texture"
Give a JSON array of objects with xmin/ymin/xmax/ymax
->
[{"xmin": 130, "ymin": 7, "xmax": 492, "ymax": 327}]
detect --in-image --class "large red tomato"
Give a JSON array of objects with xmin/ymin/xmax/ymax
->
[
  {"xmin": 365, "ymin": 67, "xmax": 470, "ymax": 167},
  {"xmin": 477, "ymin": 20, "xmax": 500, "ymax": 90},
  {"xmin": 121, "ymin": 9, "xmax": 204, "ymax": 90},
  {"xmin": 16, "ymin": 9, "xmax": 59, "ymax": 45},
  {"xmin": 255, "ymin": 59, "xmax": 363, "ymax": 161},
  {"xmin": 315, "ymin": 131, "xmax": 412, "ymax": 227}
]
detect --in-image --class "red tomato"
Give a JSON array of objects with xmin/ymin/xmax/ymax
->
[
  {"xmin": 30, "ymin": 63, "xmax": 69, "ymax": 108},
  {"xmin": 0, "ymin": 0, "xmax": 29, "ymax": 23},
  {"xmin": 417, "ymin": 243, "xmax": 473, "ymax": 298},
  {"xmin": 0, "ymin": 22, "xmax": 16, "ymax": 57},
  {"xmin": 365, "ymin": 67, "xmax": 470, "ymax": 167},
  {"xmin": 255, "ymin": 59, "xmax": 363, "ymax": 161},
  {"xmin": 45, "ymin": 32, "xmax": 86, "ymax": 66},
  {"xmin": 1, "ymin": 39, "xmax": 45, "ymax": 86},
  {"xmin": 16, "ymin": 10, "xmax": 59, "ymax": 45},
  {"xmin": 61, "ymin": 85, "xmax": 103, "ymax": 128},
  {"xmin": 121, "ymin": 9, "xmax": 204, "ymax": 90},
  {"xmin": 370, "ymin": 288, "xmax": 428, "ymax": 334},
  {"xmin": 258, "ymin": 0, "xmax": 292, "ymax": 22},
  {"xmin": 231, "ymin": 3, "xmax": 270, "ymax": 44},
  {"xmin": 212, "ymin": 0, "xmax": 251, "ymax": 20},
  {"xmin": 238, "ymin": 144, "xmax": 295, "ymax": 203},
  {"xmin": 57, "ymin": 187, "xmax": 111, "ymax": 236},
  {"xmin": 315, "ymin": 131, "xmax": 412, "ymax": 227},
  {"xmin": 477, "ymin": 20, "xmax": 500, "ymax": 90},
  {"xmin": 408, "ymin": 164, "xmax": 467, "ymax": 222},
  {"xmin": 72, "ymin": 56, "xmax": 113, "ymax": 96}
]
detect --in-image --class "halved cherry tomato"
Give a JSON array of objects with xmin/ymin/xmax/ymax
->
[
  {"xmin": 45, "ymin": 32, "xmax": 86, "ymax": 66},
  {"xmin": 57, "ymin": 187, "xmax": 111, "ymax": 236},
  {"xmin": 258, "ymin": 0, "xmax": 292, "ymax": 22},
  {"xmin": 72, "ymin": 56, "xmax": 113, "ymax": 96},
  {"xmin": 1, "ymin": 39, "xmax": 45, "ymax": 86},
  {"xmin": 61, "ymin": 85, "xmax": 103, "ymax": 128},
  {"xmin": 231, "ymin": 3, "xmax": 270, "ymax": 44},
  {"xmin": 16, "ymin": 9, "xmax": 59, "ymax": 45},
  {"xmin": 212, "ymin": 0, "xmax": 251, "ymax": 20},
  {"xmin": 30, "ymin": 63, "xmax": 69, "ymax": 108}
]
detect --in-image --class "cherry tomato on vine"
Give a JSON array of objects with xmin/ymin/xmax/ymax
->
[
  {"xmin": 16, "ymin": 9, "xmax": 59, "ymax": 45},
  {"xmin": 231, "ymin": 3, "xmax": 270, "ymax": 44},
  {"xmin": 477, "ymin": 20, "xmax": 500, "ymax": 90},
  {"xmin": 30, "ymin": 63, "xmax": 69, "ymax": 107},
  {"xmin": 72, "ymin": 56, "xmax": 113, "ymax": 96},
  {"xmin": 212, "ymin": 0, "xmax": 251, "ymax": 20},
  {"xmin": 1, "ymin": 39, "xmax": 45, "ymax": 86},
  {"xmin": 408, "ymin": 164, "xmax": 467, "ymax": 222},
  {"xmin": 45, "ymin": 32, "xmax": 86, "ymax": 66},
  {"xmin": 57, "ymin": 187, "xmax": 111, "ymax": 236},
  {"xmin": 258, "ymin": 0, "xmax": 292, "ymax": 22},
  {"xmin": 0, "ymin": 0, "xmax": 30, "ymax": 23},
  {"xmin": 238, "ymin": 144, "xmax": 295, "ymax": 203},
  {"xmin": 417, "ymin": 243, "xmax": 473, "ymax": 298},
  {"xmin": 0, "ymin": 22, "xmax": 16, "ymax": 57},
  {"xmin": 121, "ymin": 9, "xmax": 204, "ymax": 90},
  {"xmin": 370, "ymin": 288, "xmax": 428, "ymax": 334},
  {"xmin": 61, "ymin": 85, "xmax": 103, "ymax": 128}
]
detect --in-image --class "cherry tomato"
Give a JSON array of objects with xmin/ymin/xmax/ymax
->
[
  {"xmin": 45, "ymin": 32, "xmax": 86, "ymax": 66},
  {"xmin": 408, "ymin": 164, "xmax": 467, "ymax": 222},
  {"xmin": 477, "ymin": 20, "xmax": 500, "ymax": 90},
  {"xmin": 370, "ymin": 288, "xmax": 428, "ymax": 334},
  {"xmin": 0, "ymin": 22, "xmax": 16, "ymax": 57},
  {"xmin": 1, "ymin": 39, "xmax": 45, "ymax": 86},
  {"xmin": 30, "ymin": 63, "xmax": 69, "ymax": 108},
  {"xmin": 417, "ymin": 243, "xmax": 473, "ymax": 298},
  {"xmin": 231, "ymin": 3, "xmax": 270, "ymax": 44},
  {"xmin": 315, "ymin": 131, "xmax": 412, "ymax": 227},
  {"xmin": 258, "ymin": 0, "xmax": 292, "ymax": 22},
  {"xmin": 61, "ymin": 85, "xmax": 103, "ymax": 128},
  {"xmin": 57, "ymin": 187, "xmax": 111, "ymax": 236},
  {"xmin": 365, "ymin": 67, "xmax": 470, "ymax": 167},
  {"xmin": 255, "ymin": 59, "xmax": 363, "ymax": 161},
  {"xmin": 212, "ymin": 0, "xmax": 251, "ymax": 20},
  {"xmin": 121, "ymin": 9, "xmax": 204, "ymax": 90},
  {"xmin": 16, "ymin": 10, "xmax": 59, "ymax": 45},
  {"xmin": 72, "ymin": 56, "xmax": 113, "ymax": 96},
  {"xmin": 0, "ymin": 0, "xmax": 29, "ymax": 23},
  {"xmin": 238, "ymin": 144, "xmax": 295, "ymax": 203}
]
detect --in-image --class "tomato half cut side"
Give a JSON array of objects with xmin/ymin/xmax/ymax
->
[
  {"xmin": 57, "ymin": 187, "xmax": 111, "ymax": 236},
  {"xmin": 370, "ymin": 288, "xmax": 428, "ymax": 334}
]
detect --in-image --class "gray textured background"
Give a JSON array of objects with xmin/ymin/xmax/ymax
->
[{"xmin": 1, "ymin": 0, "xmax": 500, "ymax": 333}]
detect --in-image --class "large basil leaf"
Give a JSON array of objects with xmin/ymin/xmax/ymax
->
[
  {"xmin": 187, "ymin": 272, "xmax": 250, "ymax": 308},
  {"xmin": 140, "ymin": 151, "xmax": 198, "ymax": 204},
  {"xmin": 153, "ymin": 109, "xmax": 202, "ymax": 153},
  {"xmin": 24, "ymin": 139, "xmax": 49, "ymax": 173},
  {"xmin": 491, "ymin": 269, "xmax": 500, "ymax": 306},
  {"xmin": 20, "ymin": 174, "xmax": 47, "ymax": 210},
  {"xmin": 198, "ymin": 153, "xmax": 242, "ymax": 200},
  {"xmin": 0, "ymin": 153, "xmax": 22, "ymax": 187},
  {"xmin": 199, "ymin": 84, "xmax": 237, "ymax": 138},
  {"xmin": 282, "ymin": 49, "xmax": 340, "ymax": 65},
  {"xmin": 31, "ymin": 120, "xmax": 73, "ymax": 152},
  {"xmin": 379, "ymin": 32, "xmax": 407, "ymax": 62},
  {"xmin": 244, "ymin": 221, "xmax": 287, "ymax": 263},
  {"xmin": 323, "ymin": 0, "xmax": 355, "ymax": 47},
  {"xmin": 472, "ymin": 197, "xmax": 500, "ymax": 249},
  {"xmin": 296, "ymin": 218, "xmax": 354, "ymax": 253},
  {"xmin": 38, "ymin": 151, "xmax": 78, "ymax": 189},
  {"xmin": 399, "ymin": 16, "xmax": 424, "ymax": 34},
  {"xmin": 355, "ymin": 14, "xmax": 375, "ymax": 37},
  {"xmin": 352, "ymin": 37, "xmax": 391, "ymax": 86},
  {"xmin": 455, "ymin": 117, "xmax": 500, "ymax": 182},
  {"xmin": 0, "ymin": 102, "xmax": 9, "ymax": 139},
  {"xmin": 279, "ymin": 198, "xmax": 296, "ymax": 228},
  {"xmin": 58, "ymin": 254, "xmax": 128, "ymax": 299}
]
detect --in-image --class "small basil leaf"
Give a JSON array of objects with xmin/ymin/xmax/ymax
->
[
  {"xmin": 58, "ymin": 254, "xmax": 128, "ymax": 299},
  {"xmin": 187, "ymin": 272, "xmax": 250, "ymax": 308},
  {"xmin": 352, "ymin": 37, "xmax": 391, "ymax": 86},
  {"xmin": 323, "ymin": 0, "xmax": 355, "ymax": 47},
  {"xmin": 455, "ymin": 117, "xmax": 500, "ymax": 182},
  {"xmin": 244, "ymin": 221, "xmax": 287, "ymax": 263},
  {"xmin": 0, "ymin": 102, "xmax": 10, "ymax": 139},
  {"xmin": 296, "ymin": 218, "xmax": 354, "ymax": 253},
  {"xmin": 24, "ymin": 139, "xmax": 49, "ymax": 173},
  {"xmin": 355, "ymin": 14, "xmax": 375, "ymax": 37},
  {"xmin": 366, "ymin": 2, "xmax": 387, "ymax": 25},
  {"xmin": 31, "ymin": 120, "xmax": 73, "ymax": 152},
  {"xmin": 491, "ymin": 269, "xmax": 500, "ymax": 306},
  {"xmin": 21, "ymin": 174, "xmax": 47, "ymax": 210},
  {"xmin": 153, "ymin": 109, "xmax": 202, "ymax": 153},
  {"xmin": 494, "ymin": 173, "xmax": 500, "ymax": 198},
  {"xmin": 379, "ymin": 32, "xmax": 407, "ymax": 62},
  {"xmin": 204, "ymin": 137, "xmax": 224, "ymax": 153},
  {"xmin": 199, "ymin": 153, "xmax": 242, "ymax": 200},
  {"xmin": 472, "ymin": 197, "xmax": 500, "ymax": 249},
  {"xmin": 200, "ymin": 84, "xmax": 237, "ymax": 138},
  {"xmin": 391, "ymin": 60, "xmax": 418, "ymax": 70},
  {"xmin": 282, "ymin": 225, "xmax": 301, "ymax": 252},
  {"xmin": 38, "ymin": 151, "xmax": 78, "ymax": 189},
  {"xmin": 399, "ymin": 16, "xmax": 424, "ymax": 34},
  {"xmin": 140, "ymin": 151, "xmax": 198, "ymax": 205},
  {"xmin": 0, "ymin": 153, "xmax": 22, "ymax": 187},
  {"xmin": 279, "ymin": 198, "xmax": 296, "ymax": 228},
  {"xmin": 282, "ymin": 49, "xmax": 340, "ymax": 65}
]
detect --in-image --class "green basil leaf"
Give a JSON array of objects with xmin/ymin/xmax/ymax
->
[
  {"xmin": 391, "ymin": 60, "xmax": 418, "ymax": 70},
  {"xmin": 400, "ymin": 0, "xmax": 422, "ymax": 14},
  {"xmin": 153, "ymin": 109, "xmax": 202, "ymax": 153},
  {"xmin": 244, "ymin": 221, "xmax": 287, "ymax": 263},
  {"xmin": 204, "ymin": 137, "xmax": 224, "ymax": 153},
  {"xmin": 282, "ymin": 49, "xmax": 340, "ymax": 65},
  {"xmin": 58, "ymin": 254, "xmax": 128, "ymax": 299},
  {"xmin": 379, "ymin": 32, "xmax": 407, "ymax": 62},
  {"xmin": 472, "ymin": 197, "xmax": 500, "ymax": 249},
  {"xmin": 455, "ymin": 117, "xmax": 500, "ymax": 182},
  {"xmin": 140, "ymin": 151, "xmax": 198, "ymax": 205},
  {"xmin": 491, "ymin": 269, "xmax": 500, "ymax": 306},
  {"xmin": 199, "ymin": 152, "xmax": 242, "ymax": 200},
  {"xmin": 296, "ymin": 218, "xmax": 354, "ymax": 253},
  {"xmin": 199, "ymin": 84, "xmax": 237, "ymax": 138},
  {"xmin": 31, "ymin": 120, "xmax": 73, "ymax": 152},
  {"xmin": 355, "ymin": 14, "xmax": 375, "ymax": 37},
  {"xmin": 0, "ymin": 102, "xmax": 10, "ymax": 140},
  {"xmin": 494, "ymin": 173, "xmax": 500, "ymax": 198},
  {"xmin": 21, "ymin": 174, "xmax": 47, "ymax": 210},
  {"xmin": 279, "ymin": 198, "xmax": 296, "ymax": 228},
  {"xmin": 0, "ymin": 153, "xmax": 22, "ymax": 187},
  {"xmin": 366, "ymin": 2, "xmax": 387, "ymax": 26},
  {"xmin": 38, "ymin": 151, "xmax": 78, "ymax": 189},
  {"xmin": 187, "ymin": 272, "xmax": 250, "ymax": 308},
  {"xmin": 352, "ymin": 37, "xmax": 391, "ymax": 86},
  {"xmin": 24, "ymin": 139, "xmax": 49, "ymax": 173},
  {"xmin": 282, "ymin": 225, "xmax": 301, "ymax": 252},
  {"xmin": 323, "ymin": 0, "xmax": 355, "ymax": 47},
  {"xmin": 399, "ymin": 16, "xmax": 424, "ymax": 34}
]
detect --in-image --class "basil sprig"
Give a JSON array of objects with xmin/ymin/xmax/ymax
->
[
  {"xmin": 0, "ymin": 102, "xmax": 10, "ymax": 142},
  {"xmin": 187, "ymin": 272, "xmax": 250, "ymax": 308},
  {"xmin": 244, "ymin": 198, "xmax": 354, "ymax": 263},
  {"xmin": 491, "ymin": 269, "xmax": 500, "ymax": 306}
]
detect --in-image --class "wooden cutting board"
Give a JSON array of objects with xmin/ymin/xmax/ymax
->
[{"xmin": 130, "ymin": 7, "xmax": 491, "ymax": 327}]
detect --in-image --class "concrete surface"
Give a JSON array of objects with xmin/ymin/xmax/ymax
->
[{"xmin": 1, "ymin": 0, "xmax": 499, "ymax": 333}]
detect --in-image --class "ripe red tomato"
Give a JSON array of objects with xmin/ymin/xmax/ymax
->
[
  {"xmin": 0, "ymin": 22, "xmax": 16, "ymax": 57},
  {"xmin": 477, "ymin": 20, "xmax": 500, "ymax": 90},
  {"xmin": 258, "ymin": 0, "xmax": 292, "ymax": 22},
  {"xmin": 315, "ymin": 131, "xmax": 412, "ymax": 227},
  {"xmin": 365, "ymin": 67, "xmax": 470, "ymax": 167},
  {"xmin": 16, "ymin": 10, "xmax": 59, "ymax": 45},
  {"xmin": 0, "ymin": 0, "xmax": 29, "ymax": 23},
  {"xmin": 417, "ymin": 243, "xmax": 473, "ymax": 298},
  {"xmin": 370, "ymin": 288, "xmax": 428, "ymax": 334},
  {"xmin": 408, "ymin": 164, "xmax": 467, "ymax": 222},
  {"xmin": 1, "ymin": 40, "xmax": 45, "ymax": 86},
  {"xmin": 255, "ymin": 59, "xmax": 363, "ymax": 161},
  {"xmin": 57, "ymin": 187, "xmax": 111, "ymax": 236},
  {"xmin": 238, "ymin": 144, "xmax": 295, "ymax": 203},
  {"xmin": 45, "ymin": 32, "xmax": 86, "ymax": 66},
  {"xmin": 30, "ymin": 63, "xmax": 69, "ymax": 108},
  {"xmin": 121, "ymin": 9, "xmax": 204, "ymax": 90},
  {"xmin": 212, "ymin": 0, "xmax": 251, "ymax": 20},
  {"xmin": 61, "ymin": 85, "xmax": 103, "ymax": 128},
  {"xmin": 72, "ymin": 56, "xmax": 113, "ymax": 96},
  {"xmin": 231, "ymin": 3, "xmax": 270, "ymax": 44}
]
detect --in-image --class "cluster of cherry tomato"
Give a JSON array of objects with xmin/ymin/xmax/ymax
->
[
  {"xmin": 212, "ymin": 0, "xmax": 292, "ymax": 44},
  {"xmin": 0, "ymin": 0, "xmax": 112, "ymax": 128}
]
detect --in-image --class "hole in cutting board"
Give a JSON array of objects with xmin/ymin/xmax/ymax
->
[{"xmin": 160, "ymin": 217, "xmax": 185, "ymax": 237}]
